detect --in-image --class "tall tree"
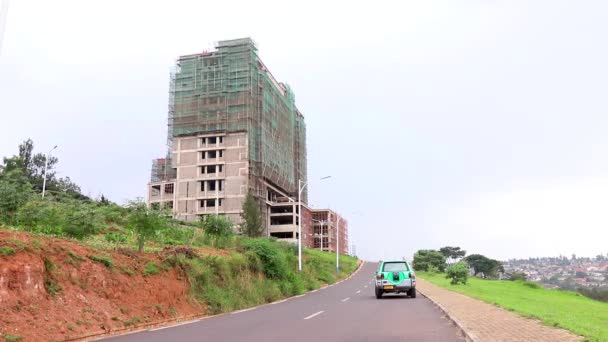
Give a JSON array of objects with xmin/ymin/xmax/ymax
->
[
  {"xmin": 17, "ymin": 138, "xmax": 58, "ymax": 191},
  {"xmin": 465, "ymin": 254, "xmax": 503, "ymax": 278},
  {"xmin": 413, "ymin": 249, "xmax": 447, "ymax": 272},
  {"xmin": 439, "ymin": 246, "xmax": 467, "ymax": 260},
  {"xmin": 241, "ymin": 192, "xmax": 263, "ymax": 237}
]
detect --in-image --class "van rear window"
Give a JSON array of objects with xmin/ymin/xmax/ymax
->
[{"xmin": 383, "ymin": 262, "xmax": 409, "ymax": 272}]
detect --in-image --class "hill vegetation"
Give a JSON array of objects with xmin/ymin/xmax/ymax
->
[{"xmin": 0, "ymin": 139, "xmax": 359, "ymax": 341}]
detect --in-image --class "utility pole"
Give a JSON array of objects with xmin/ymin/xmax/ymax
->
[{"xmin": 41, "ymin": 145, "xmax": 58, "ymax": 198}]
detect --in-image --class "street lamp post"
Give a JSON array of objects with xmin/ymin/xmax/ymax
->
[
  {"xmin": 41, "ymin": 145, "xmax": 57, "ymax": 198},
  {"xmin": 297, "ymin": 180, "xmax": 305, "ymax": 272}
]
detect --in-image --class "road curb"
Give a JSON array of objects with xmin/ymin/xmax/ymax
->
[{"xmin": 417, "ymin": 287, "xmax": 481, "ymax": 342}]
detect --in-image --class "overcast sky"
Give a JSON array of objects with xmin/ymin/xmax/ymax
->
[{"xmin": 1, "ymin": 0, "xmax": 607, "ymax": 261}]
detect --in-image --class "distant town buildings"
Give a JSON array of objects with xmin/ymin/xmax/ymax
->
[
  {"xmin": 503, "ymin": 255, "xmax": 608, "ymax": 289},
  {"xmin": 147, "ymin": 38, "xmax": 348, "ymax": 254}
]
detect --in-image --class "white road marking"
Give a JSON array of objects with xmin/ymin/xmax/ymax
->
[
  {"xmin": 356, "ymin": 290, "xmax": 361, "ymax": 294},
  {"xmin": 231, "ymin": 307, "xmax": 256, "ymax": 315},
  {"xmin": 294, "ymin": 294, "xmax": 306, "ymax": 298},
  {"xmin": 364, "ymin": 285, "xmax": 368, "ymax": 288},
  {"xmin": 304, "ymin": 311, "xmax": 325, "ymax": 320},
  {"xmin": 341, "ymin": 297, "xmax": 350, "ymax": 302},
  {"xmin": 271, "ymin": 299, "xmax": 288, "ymax": 305},
  {"xmin": 311, "ymin": 289, "xmax": 318, "ymax": 293}
]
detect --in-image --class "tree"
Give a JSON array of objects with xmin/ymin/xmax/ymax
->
[
  {"xmin": 439, "ymin": 246, "xmax": 467, "ymax": 262},
  {"xmin": 465, "ymin": 254, "xmax": 503, "ymax": 278},
  {"xmin": 16, "ymin": 138, "xmax": 58, "ymax": 191},
  {"xmin": 241, "ymin": 192, "xmax": 263, "ymax": 237},
  {"xmin": 99, "ymin": 194, "xmax": 111, "ymax": 205},
  {"xmin": 127, "ymin": 200, "xmax": 167, "ymax": 252},
  {"xmin": 3, "ymin": 139, "xmax": 86, "ymax": 199},
  {"xmin": 446, "ymin": 261, "xmax": 469, "ymax": 285},
  {"xmin": 413, "ymin": 249, "xmax": 447, "ymax": 272}
]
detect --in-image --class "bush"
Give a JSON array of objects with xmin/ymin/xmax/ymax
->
[
  {"xmin": 105, "ymin": 231, "xmax": 128, "ymax": 244},
  {"xmin": 0, "ymin": 168, "xmax": 34, "ymax": 225},
  {"xmin": 241, "ymin": 239, "xmax": 289, "ymax": 280},
  {"xmin": 446, "ymin": 261, "xmax": 469, "ymax": 285},
  {"xmin": 200, "ymin": 215, "xmax": 233, "ymax": 239},
  {"xmin": 510, "ymin": 272, "xmax": 528, "ymax": 281},
  {"xmin": 127, "ymin": 200, "xmax": 168, "ymax": 252},
  {"xmin": 62, "ymin": 204, "xmax": 103, "ymax": 239},
  {"xmin": 16, "ymin": 198, "xmax": 63, "ymax": 234},
  {"xmin": 157, "ymin": 226, "xmax": 194, "ymax": 246}
]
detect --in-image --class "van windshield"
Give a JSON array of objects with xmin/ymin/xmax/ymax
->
[{"xmin": 383, "ymin": 262, "xmax": 409, "ymax": 272}]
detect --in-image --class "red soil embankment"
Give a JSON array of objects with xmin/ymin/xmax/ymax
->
[{"xmin": 0, "ymin": 229, "xmax": 207, "ymax": 341}]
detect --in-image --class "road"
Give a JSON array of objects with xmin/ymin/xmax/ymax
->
[{"xmin": 101, "ymin": 262, "xmax": 465, "ymax": 342}]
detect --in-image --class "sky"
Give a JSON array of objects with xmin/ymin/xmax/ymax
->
[{"xmin": 1, "ymin": 0, "xmax": 607, "ymax": 261}]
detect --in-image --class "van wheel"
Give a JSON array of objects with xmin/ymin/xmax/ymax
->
[
  {"xmin": 408, "ymin": 288, "xmax": 417, "ymax": 298},
  {"xmin": 375, "ymin": 288, "xmax": 383, "ymax": 299}
]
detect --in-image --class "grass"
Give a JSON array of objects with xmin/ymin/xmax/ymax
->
[
  {"xmin": 419, "ymin": 272, "xmax": 608, "ymax": 342},
  {"xmin": 162, "ymin": 240, "xmax": 358, "ymax": 315},
  {"xmin": 123, "ymin": 316, "xmax": 141, "ymax": 327},
  {"xmin": 0, "ymin": 246, "xmax": 15, "ymax": 256},
  {"xmin": 87, "ymin": 254, "xmax": 113, "ymax": 269},
  {"xmin": 43, "ymin": 258, "xmax": 62, "ymax": 297},
  {"xmin": 4, "ymin": 335, "xmax": 23, "ymax": 342}
]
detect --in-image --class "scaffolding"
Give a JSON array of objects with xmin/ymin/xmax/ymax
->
[
  {"xmin": 155, "ymin": 37, "xmax": 307, "ymax": 201},
  {"xmin": 150, "ymin": 158, "xmax": 176, "ymax": 182}
]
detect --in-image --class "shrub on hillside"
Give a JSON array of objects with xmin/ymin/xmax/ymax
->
[
  {"xmin": 241, "ymin": 238, "xmax": 290, "ymax": 280},
  {"xmin": 62, "ymin": 204, "xmax": 103, "ymax": 239},
  {"xmin": 509, "ymin": 272, "xmax": 528, "ymax": 281},
  {"xmin": 446, "ymin": 261, "xmax": 469, "ymax": 285},
  {"xmin": 0, "ymin": 168, "xmax": 34, "ymax": 225},
  {"xmin": 105, "ymin": 231, "xmax": 128, "ymax": 244},
  {"xmin": 126, "ymin": 200, "xmax": 168, "ymax": 252},
  {"xmin": 200, "ymin": 215, "xmax": 233, "ymax": 236}
]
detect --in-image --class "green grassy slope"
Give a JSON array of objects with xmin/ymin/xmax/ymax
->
[{"xmin": 419, "ymin": 272, "xmax": 608, "ymax": 341}]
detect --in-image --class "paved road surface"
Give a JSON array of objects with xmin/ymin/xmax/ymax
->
[{"xmin": 101, "ymin": 263, "xmax": 465, "ymax": 342}]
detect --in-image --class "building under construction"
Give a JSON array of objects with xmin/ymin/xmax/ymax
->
[{"xmin": 148, "ymin": 38, "xmax": 309, "ymax": 240}]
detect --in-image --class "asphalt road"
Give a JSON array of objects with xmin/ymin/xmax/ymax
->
[{"xmin": 101, "ymin": 262, "xmax": 465, "ymax": 342}]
